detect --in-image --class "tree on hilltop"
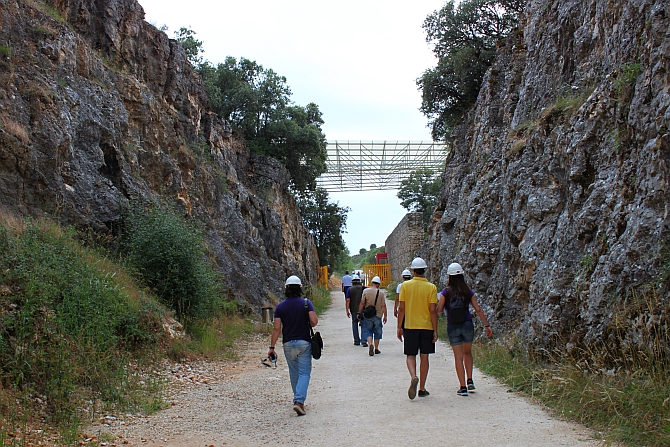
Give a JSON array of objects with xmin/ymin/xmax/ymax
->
[
  {"xmin": 418, "ymin": 0, "xmax": 524, "ymax": 139},
  {"xmin": 199, "ymin": 57, "xmax": 327, "ymax": 192}
]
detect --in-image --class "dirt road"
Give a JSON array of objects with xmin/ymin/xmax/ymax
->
[{"xmin": 97, "ymin": 291, "xmax": 598, "ymax": 446}]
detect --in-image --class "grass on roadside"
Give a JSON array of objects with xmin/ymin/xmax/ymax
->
[
  {"xmin": 472, "ymin": 290, "xmax": 669, "ymax": 447},
  {"xmin": 305, "ymin": 285, "xmax": 332, "ymax": 315},
  {"xmin": 181, "ymin": 315, "xmax": 254, "ymax": 360}
]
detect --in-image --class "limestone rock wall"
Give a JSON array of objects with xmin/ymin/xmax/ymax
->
[
  {"xmin": 0, "ymin": 0, "xmax": 318, "ymax": 309},
  {"xmin": 385, "ymin": 212, "xmax": 424, "ymax": 282},
  {"xmin": 424, "ymin": 0, "xmax": 670, "ymax": 350}
]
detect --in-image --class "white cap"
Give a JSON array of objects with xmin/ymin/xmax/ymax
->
[
  {"xmin": 371, "ymin": 276, "xmax": 381, "ymax": 284},
  {"xmin": 401, "ymin": 269, "xmax": 412, "ymax": 277},
  {"xmin": 410, "ymin": 257, "xmax": 428, "ymax": 269},
  {"xmin": 447, "ymin": 263, "xmax": 464, "ymax": 276},
  {"xmin": 285, "ymin": 275, "xmax": 302, "ymax": 286}
]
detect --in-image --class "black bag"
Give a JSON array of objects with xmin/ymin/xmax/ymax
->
[
  {"xmin": 448, "ymin": 295, "xmax": 468, "ymax": 324},
  {"xmin": 304, "ymin": 299, "xmax": 323, "ymax": 359},
  {"xmin": 362, "ymin": 290, "xmax": 380, "ymax": 319}
]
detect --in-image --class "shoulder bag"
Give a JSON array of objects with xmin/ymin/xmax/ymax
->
[
  {"xmin": 363, "ymin": 290, "xmax": 380, "ymax": 319},
  {"xmin": 304, "ymin": 299, "xmax": 323, "ymax": 359}
]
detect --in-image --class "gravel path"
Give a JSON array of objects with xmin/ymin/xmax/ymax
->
[{"xmin": 94, "ymin": 291, "xmax": 599, "ymax": 446}]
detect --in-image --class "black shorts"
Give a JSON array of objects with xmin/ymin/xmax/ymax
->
[{"xmin": 403, "ymin": 329, "xmax": 435, "ymax": 356}]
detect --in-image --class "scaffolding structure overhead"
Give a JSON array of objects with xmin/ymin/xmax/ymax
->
[{"xmin": 317, "ymin": 141, "xmax": 448, "ymax": 192}]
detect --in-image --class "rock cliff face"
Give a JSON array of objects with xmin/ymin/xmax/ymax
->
[
  {"xmin": 425, "ymin": 0, "xmax": 669, "ymax": 350},
  {"xmin": 0, "ymin": 0, "xmax": 318, "ymax": 308}
]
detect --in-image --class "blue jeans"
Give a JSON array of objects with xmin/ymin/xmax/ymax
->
[
  {"xmin": 362, "ymin": 315, "xmax": 383, "ymax": 340},
  {"xmin": 351, "ymin": 312, "xmax": 361, "ymax": 344},
  {"xmin": 283, "ymin": 340, "xmax": 312, "ymax": 404},
  {"xmin": 447, "ymin": 320, "xmax": 475, "ymax": 346}
]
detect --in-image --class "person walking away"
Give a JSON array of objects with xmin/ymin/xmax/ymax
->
[
  {"xmin": 437, "ymin": 262, "xmax": 493, "ymax": 397},
  {"xmin": 358, "ymin": 276, "xmax": 387, "ymax": 356},
  {"xmin": 345, "ymin": 275, "xmax": 364, "ymax": 346},
  {"xmin": 394, "ymin": 269, "xmax": 413, "ymax": 318},
  {"xmin": 396, "ymin": 258, "xmax": 437, "ymax": 399},
  {"xmin": 268, "ymin": 275, "xmax": 319, "ymax": 415},
  {"xmin": 341, "ymin": 270, "xmax": 353, "ymax": 295}
]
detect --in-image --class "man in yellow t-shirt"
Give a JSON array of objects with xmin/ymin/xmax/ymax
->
[{"xmin": 397, "ymin": 257, "xmax": 438, "ymax": 399}]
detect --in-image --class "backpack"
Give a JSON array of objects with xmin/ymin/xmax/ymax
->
[{"xmin": 447, "ymin": 295, "xmax": 468, "ymax": 324}]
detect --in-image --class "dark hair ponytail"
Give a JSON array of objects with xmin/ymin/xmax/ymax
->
[{"xmin": 446, "ymin": 274, "xmax": 471, "ymax": 304}]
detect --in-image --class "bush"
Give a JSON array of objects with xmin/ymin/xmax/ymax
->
[
  {"xmin": 0, "ymin": 217, "xmax": 163, "ymax": 422},
  {"xmin": 120, "ymin": 204, "xmax": 235, "ymax": 318}
]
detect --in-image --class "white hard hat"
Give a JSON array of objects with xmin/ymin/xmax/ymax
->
[
  {"xmin": 352, "ymin": 275, "xmax": 361, "ymax": 282},
  {"xmin": 401, "ymin": 269, "xmax": 412, "ymax": 277},
  {"xmin": 447, "ymin": 263, "xmax": 464, "ymax": 276},
  {"xmin": 285, "ymin": 275, "xmax": 302, "ymax": 286},
  {"xmin": 410, "ymin": 257, "xmax": 428, "ymax": 269},
  {"xmin": 371, "ymin": 276, "xmax": 381, "ymax": 284}
]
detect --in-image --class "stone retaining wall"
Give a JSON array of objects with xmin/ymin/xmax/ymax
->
[{"xmin": 385, "ymin": 212, "xmax": 424, "ymax": 283}]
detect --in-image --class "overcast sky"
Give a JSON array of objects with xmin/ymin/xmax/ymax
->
[{"xmin": 139, "ymin": 0, "xmax": 444, "ymax": 255}]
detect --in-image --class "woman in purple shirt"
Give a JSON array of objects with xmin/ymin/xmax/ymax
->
[
  {"xmin": 437, "ymin": 263, "xmax": 492, "ymax": 396},
  {"xmin": 268, "ymin": 275, "xmax": 318, "ymax": 415}
]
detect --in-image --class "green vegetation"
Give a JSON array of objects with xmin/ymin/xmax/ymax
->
[
  {"xmin": 542, "ymin": 89, "xmax": 591, "ymax": 120},
  {"xmin": 0, "ymin": 215, "xmax": 165, "ymax": 429},
  {"xmin": 41, "ymin": 4, "xmax": 65, "ymax": 23},
  {"xmin": 350, "ymin": 245, "xmax": 385, "ymax": 269},
  {"xmin": 174, "ymin": 27, "xmax": 204, "ymax": 66},
  {"xmin": 295, "ymin": 188, "xmax": 349, "ymax": 271},
  {"xmin": 472, "ymin": 290, "xmax": 670, "ymax": 446},
  {"xmin": 0, "ymin": 44, "xmax": 9, "ymax": 59},
  {"xmin": 305, "ymin": 285, "xmax": 332, "ymax": 315},
  {"xmin": 418, "ymin": 0, "xmax": 524, "ymax": 139},
  {"xmin": 614, "ymin": 62, "xmax": 642, "ymax": 100},
  {"xmin": 397, "ymin": 168, "xmax": 442, "ymax": 229},
  {"xmin": 119, "ymin": 203, "xmax": 236, "ymax": 318},
  {"xmin": 198, "ymin": 56, "xmax": 327, "ymax": 192},
  {"xmin": 0, "ymin": 207, "xmax": 265, "ymax": 442}
]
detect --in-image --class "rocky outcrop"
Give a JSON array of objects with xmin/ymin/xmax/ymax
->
[
  {"xmin": 425, "ymin": 0, "xmax": 669, "ymax": 351},
  {"xmin": 0, "ymin": 0, "xmax": 318, "ymax": 309}
]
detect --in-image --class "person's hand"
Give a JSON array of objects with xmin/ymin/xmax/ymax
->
[
  {"xmin": 397, "ymin": 327, "xmax": 404, "ymax": 342},
  {"xmin": 485, "ymin": 326, "xmax": 493, "ymax": 337},
  {"xmin": 268, "ymin": 347, "xmax": 275, "ymax": 358},
  {"xmin": 383, "ymin": 315, "xmax": 387, "ymax": 324},
  {"xmin": 432, "ymin": 331, "xmax": 438, "ymax": 343},
  {"xmin": 346, "ymin": 310, "xmax": 351, "ymax": 318},
  {"xmin": 393, "ymin": 307, "xmax": 398, "ymax": 318}
]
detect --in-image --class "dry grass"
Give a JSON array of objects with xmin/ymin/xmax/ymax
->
[
  {"xmin": 474, "ymin": 289, "xmax": 670, "ymax": 446},
  {"xmin": 0, "ymin": 115, "xmax": 30, "ymax": 144}
]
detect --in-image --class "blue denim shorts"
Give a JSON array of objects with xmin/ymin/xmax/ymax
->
[
  {"xmin": 362, "ymin": 316, "xmax": 383, "ymax": 340},
  {"xmin": 447, "ymin": 320, "xmax": 474, "ymax": 346}
]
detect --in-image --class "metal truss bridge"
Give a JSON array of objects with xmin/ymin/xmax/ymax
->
[{"xmin": 317, "ymin": 141, "xmax": 448, "ymax": 192}]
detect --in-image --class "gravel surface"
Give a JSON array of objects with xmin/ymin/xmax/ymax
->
[{"xmin": 93, "ymin": 292, "xmax": 599, "ymax": 446}]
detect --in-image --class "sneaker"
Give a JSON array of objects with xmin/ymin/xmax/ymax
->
[
  {"xmin": 369, "ymin": 344, "xmax": 374, "ymax": 356},
  {"xmin": 418, "ymin": 390, "xmax": 430, "ymax": 397},
  {"xmin": 457, "ymin": 387, "xmax": 468, "ymax": 397},
  {"xmin": 467, "ymin": 378, "xmax": 476, "ymax": 391},
  {"xmin": 293, "ymin": 401, "xmax": 306, "ymax": 415},
  {"xmin": 408, "ymin": 376, "xmax": 419, "ymax": 399},
  {"xmin": 362, "ymin": 342, "xmax": 368, "ymax": 347},
  {"xmin": 374, "ymin": 349, "xmax": 381, "ymax": 354},
  {"xmin": 354, "ymin": 342, "xmax": 360, "ymax": 346}
]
